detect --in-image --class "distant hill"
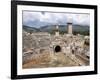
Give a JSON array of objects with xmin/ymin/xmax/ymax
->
[
  {"xmin": 40, "ymin": 25, "xmax": 67, "ymax": 32},
  {"xmin": 23, "ymin": 24, "xmax": 89, "ymax": 35},
  {"xmin": 23, "ymin": 25, "xmax": 40, "ymax": 33},
  {"xmin": 40, "ymin": 24, "xmax": 89, "ymax": 35},
  {"xmin": 72, "ymin": 25, "xmax": 89, "ymax": 35},
  {"xmin": 40, "ymin": 24, "xmax": 89, "ymax": 31},
  {"xmin": 72, "ymin": 25, "xmax": 89, "ymax": 32}
]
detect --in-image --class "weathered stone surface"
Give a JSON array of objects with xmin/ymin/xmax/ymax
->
[{"xmin": 22, "ymin": 30, "xmax": 90, "ymax": 68}]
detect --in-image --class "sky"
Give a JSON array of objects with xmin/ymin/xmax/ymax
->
[{"xmin": 23, "ymin": 11, "xmax": 90, "ymax": 28}]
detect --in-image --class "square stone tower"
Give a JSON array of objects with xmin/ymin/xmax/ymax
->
[{"xmin": 67, "ymin": 17, "xmax": 73, "ymax": 34}]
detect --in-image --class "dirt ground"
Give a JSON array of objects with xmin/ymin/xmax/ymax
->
[{"xmin": 23, "ymin": 52, "xmax": 89, "ymax": 69}]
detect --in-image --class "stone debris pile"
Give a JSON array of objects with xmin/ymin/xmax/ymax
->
[{"xmin": 22, "ymin": 31, "xmax": 90, "ymax": 68}]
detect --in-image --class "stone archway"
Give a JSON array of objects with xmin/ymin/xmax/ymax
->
[{"xmin": 54, "ymin": 45, "xmax": 61, "ymax": 52}]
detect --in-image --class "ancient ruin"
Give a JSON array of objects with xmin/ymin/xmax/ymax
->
[{"xmin": 22, "ymin": 19, "xmax": 90, "ymax": 69}]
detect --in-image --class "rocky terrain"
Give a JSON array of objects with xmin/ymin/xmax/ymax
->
[{"xmin": 22, "ymin": 30, "xmax": 90, "ymax": 69}]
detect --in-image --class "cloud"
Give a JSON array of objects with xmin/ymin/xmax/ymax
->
[{"xmin": 23, "ymin": 11, "xmax": 90, "ymax": 28}]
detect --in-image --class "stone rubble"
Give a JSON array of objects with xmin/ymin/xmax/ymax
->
[{"xmin": 22, "ymin": 30, "xmax": 90, "ymax": 68}]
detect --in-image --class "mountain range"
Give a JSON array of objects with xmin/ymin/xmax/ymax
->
[{"xmin": 23, "ymin": 24, "xmax": 89, "ymax": 35}]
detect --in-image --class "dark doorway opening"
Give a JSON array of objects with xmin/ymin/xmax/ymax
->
[{"xmin": 54, "ymin": 45, "xmax": 61, "ymax": 52}]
